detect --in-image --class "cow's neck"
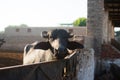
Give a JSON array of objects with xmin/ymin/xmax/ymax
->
[{"xmin": 48, "ymin": 42, "xmax": 57, "ymax": 56}]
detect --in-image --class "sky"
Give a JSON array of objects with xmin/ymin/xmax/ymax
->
[
  {"xmin": 0, "ymin": 0, "xmax": 87, "ymax": 31},
  {"xmin": 115, "ymin": 27, "xmax": 120, "ymax": 32}
]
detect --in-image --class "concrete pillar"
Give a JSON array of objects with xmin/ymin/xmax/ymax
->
[
  {"xmin": 87, "ymin": 0, "xmax": 104, "ymax": 55},
  {"xmin": 103, "ymin": 10, "xmax": 109, "ymax": 43},
  {"xmin": 111, "ymin": 25, "xmax": 115, "ymax": 39},
  {"xmin": 108, "ymin": 20, "xmax": 113, "ymax": 42},
  {"xmin": 86, "ymin": 0, "xmax": 104, "ymax": 75},
  {"xmin": 102, "ymin": 10, "xmax": 114, "ymax": 44}
]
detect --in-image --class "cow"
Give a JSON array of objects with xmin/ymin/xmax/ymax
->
[{"xmin": 23, "ymin": 29, "xmax": 84, "ymax": 64}]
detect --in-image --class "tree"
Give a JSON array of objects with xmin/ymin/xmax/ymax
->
[
  {"xmin": 20, "ymin": 24, "xmax": 28, "ymax": 27},
  {"xmin": 73, "ymin": 17, "xmax": 87, "ymax": 26},
  {"xmin": 6, "ymin": 24, "xmax": 28, "ymax": 28}
]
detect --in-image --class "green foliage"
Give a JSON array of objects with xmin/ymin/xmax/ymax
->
[
  {"xmin": 20, "ymin": 24, "xmax": 28, "ymax": 27},
  {"xmin": 73, "ymin": 17, "xmax": 87, "ymax": 26},
  {"xmin": 7, "ymin": 24, "xmax": 28, "ymax": 28}
]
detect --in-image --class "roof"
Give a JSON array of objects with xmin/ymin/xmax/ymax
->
[{"xmin": 104, "ymin": 0, "xmax": 120, "ymax": 27}]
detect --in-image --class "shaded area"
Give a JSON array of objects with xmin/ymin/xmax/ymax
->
[
  {"xmin": 101, "ymin": 44, "xmax": 120, "ymax": 59},
  {"xmin": 111, "ymin": 39, "xmax": 120, "ymax": 51},
  {"xmin": 0, "ymin": 51, "xmax": 23, "ymax": 68},
  {"xmin": 95, "ymin": 63, "xmax": 120, "ymax": 80},
  {"xmin": 104, "ymin": 0, "xmax": 120, "ymax": 27},
  {"xmin": 0, "ymin": 57, "xmax": 22, "ymax": 67}
]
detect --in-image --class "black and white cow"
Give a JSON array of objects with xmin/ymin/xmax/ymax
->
[{"xmin": 23, "ymin": 29, "xmax": 84, "ymax": 64}]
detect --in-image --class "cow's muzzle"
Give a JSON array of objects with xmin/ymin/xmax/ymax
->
[{"xmin": 55, "ymin": 48, "xmax": 68, "ymax": 59}]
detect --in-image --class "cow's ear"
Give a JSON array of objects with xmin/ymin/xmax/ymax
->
[
  {"xmin": 67, "ymin": 41, "xmax": 84, "ymax": 50},
  {"xmin": 41, "ymin": 31, "xmax": 48, "ymax": 38},
  {"xmin": 68, "ymin": 30, "xmax": 74, "ymax": 38},
  {"xmin": 34, "ymin": 42, "xmax": 51, "ymax": 50},
  {"xmin": 68, "ymin": 33, "xmax": 74, "ymax": 38}
]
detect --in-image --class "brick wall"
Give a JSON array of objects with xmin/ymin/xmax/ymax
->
[{"xmin": 87, "ymin": 0, "xmax": 104, "ymax": 55}]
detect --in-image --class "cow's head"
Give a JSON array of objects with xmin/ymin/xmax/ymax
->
[
  {"xmin": 41, "ymin": 29, "xmax": 84, "ymax": 59},
  {"xmin": 42, "ymin": 29, "xmax": 72, "ymax": 59}
]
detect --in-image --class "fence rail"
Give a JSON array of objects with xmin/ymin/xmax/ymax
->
[
  {"xmin": 0, "ymin": 49, "xmax": 94, "ymax": 80},
  {"xmin": 0, "ymin": 50, "xmax": 79, "ymax": 80}
]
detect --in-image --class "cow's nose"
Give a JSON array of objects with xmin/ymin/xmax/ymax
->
[{"xmin": 58, "ymin": 47, "xmax": 67, "ymax": 53}]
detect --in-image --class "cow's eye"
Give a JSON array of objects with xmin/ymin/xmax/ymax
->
[
  {"xmin": 50, "ymin": 37, "xmax": 55, "ymax": 41},
  {"xmin": 50, "ymin": 38, "xmax": 54, "ymax": 41}
]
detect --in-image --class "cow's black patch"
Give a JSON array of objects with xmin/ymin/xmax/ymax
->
[
  {"xmin": 34, "ymin": 42, "xmax": 51, "ymax": 50},
  {"xmin": 26, "ymin": 45, "xmax": 33, "ymax": 53},
  {"xmin": 67, "ymin": 41, "xmax": 84, "ymax": 50}
]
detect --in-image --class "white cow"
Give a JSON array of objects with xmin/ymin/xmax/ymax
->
[{"xmin": 23, "ymin": 29, "xmax": 84, "ymax": 64}]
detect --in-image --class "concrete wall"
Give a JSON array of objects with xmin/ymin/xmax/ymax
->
[
  {"xmin": 77, "ymin": 49, "xmax": 94, "ymax": 80},
  {"xmin": 0, "ymin": 27, "xmax": 87, "ymax": 51},
  {"xmin": 5, "ymin": 27, "xmax": 86, "ymax": 36}
]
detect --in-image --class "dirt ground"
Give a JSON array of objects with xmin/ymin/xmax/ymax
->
[{"xmin": 0, "ymin": 51, "xmax": 23, "ymax": 68}]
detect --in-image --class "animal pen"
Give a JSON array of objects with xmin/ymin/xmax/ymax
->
[
  {"xmin": 0, "ymin": 49, "xmax": 94, "ymax": 80},
  {"xmin": 1, "ymin": 0, "xmax": 120, "ymax": 79}
]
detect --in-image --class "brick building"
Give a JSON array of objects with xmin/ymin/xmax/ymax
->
[{"xmin": 0, "ymin": 27, "xmax": 87, "ymax": 51}]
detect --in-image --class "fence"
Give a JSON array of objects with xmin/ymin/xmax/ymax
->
[{"xmin": 0, "ymin": 49, "xmax": 94, "ymax": 80}]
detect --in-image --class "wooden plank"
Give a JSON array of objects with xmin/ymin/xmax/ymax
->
[{"xmin": 0, "ymin": 60, "xmax": 66, "ymax": 80}]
